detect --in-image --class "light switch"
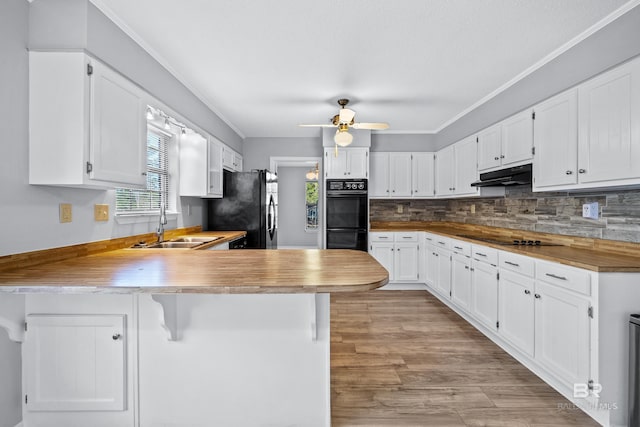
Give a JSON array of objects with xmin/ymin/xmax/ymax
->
[
  {"xmin": 94, "ymin": 204, "xmax": 109, "ymax": 221},
  {"xmin": 59, "ymin": 203, "xmax": 72, "ymax": 223},
  {"xmin": 397, "ymin": 204, "xmax": 403, "ymax": 214}
]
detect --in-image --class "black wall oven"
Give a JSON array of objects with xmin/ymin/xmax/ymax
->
[{"xmin": 326, "ymin": 179, "xmax": 368, "ymax": 251}]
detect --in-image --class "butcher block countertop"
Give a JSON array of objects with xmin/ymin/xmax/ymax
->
[
  {"xmin": 0, "ymin": 249, "xmax": 389, "ymax": 294},
  {"xmin": 371, "ymin": 221, "xmax": 640, "ymax": 273}
]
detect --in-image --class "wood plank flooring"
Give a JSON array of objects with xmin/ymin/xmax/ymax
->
[{"xmin": 330, "ymin": 290, "xmax": 599, "ymax": 426}]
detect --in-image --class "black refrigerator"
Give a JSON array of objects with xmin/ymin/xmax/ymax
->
[{"xmin": 206, "ymin": 170, "xmax": 277, "ymax": 249}]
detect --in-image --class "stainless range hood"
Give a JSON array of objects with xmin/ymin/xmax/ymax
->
[{"xmin": 470, "ymin": 164, "xmax": 532, "ymax": 187}]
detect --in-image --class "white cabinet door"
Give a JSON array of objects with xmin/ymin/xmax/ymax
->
[
  {"xmin": 395, "ymin": 242, "xmax": 419, "ymax": 282},
  {"xmin": 534, "ymin": 281, "xmax": 590, "ymax": 388},
  {"xmin": 346, "ymin": 148, "xmax": 369, "ymax": 179},
  {"xmin": 533, "ymin": 89, "xmax": 578, "ymax": 189},
  {"xmin": 24, "ymin": 314, "xmax": 126, "ymax": 412},
  {"xmin": 425, "ymin": 244, "xmax": 439, "ymax": 287},
  {"xmin": 90, "ymin": 60, "xmax": 147, "ymax": 187},
  {"xmin": 208, "ymin": 138, "xmax": 224, "ymax": 196},
  {"xmin": 435, "ymin": 247, "xmax": 452, "ymax": 298},
  {"xmin": 412, "ymin": 152, "xmax": 435, "ymax": 197},
  {"xmin": 453, "ymin": 136, "xmax": 479, "ymax": 196},
  {"xmin": 369, "ymin": 152, "xmax": 389, "ymax": 197},
  {"xmin": 499, "ymin": 271, "xmax": 535, "ymax": 357},
  {"xmin": 435, "ymin": 145, "xmax": 454, "ymax": 196},
  {"xmin": 477, "ymin": 123, "xmax": 502, "ymax": 171},
  {"xmin": 578, "ymin": 57, "xmax": 640, "ymax": 184},
  {"xmin": 389, "ymin": 153, "xmax": 412, "ymax": 197},
  {"xmin": 325, "ymin": 148, "xmax": 347, "ymax": 178},
  {"xmin": 179, "ymin": 132, "xmax": 208, "ymax": 197},
  {"xmin": 233, "ymin": 152, "xmax": 243, "ymax": 172},
  {"xmin": 501, "ymin": 109, "xmax": 533, "ymax": 167},
  {"xmin": 471, "ymin": 260, "xmax": 499, "ymax": 332},
  {"xmin": 451, "ymin": 253, "xmax": 472, "ymax": 311},
  {"xmin": 370, "ymin": 242, "xmax": 395, "ymax": 282}
]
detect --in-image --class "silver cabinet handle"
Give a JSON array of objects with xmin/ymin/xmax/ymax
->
[
  {"xmin": 378, "ymin": 236, "xmax": 389, "ymax": 239},
  {"xmin": 112, "ymin": 333, "xmax": 121, "ymax": 341},
  {"xmin": 578, "ymin": 169, "xmax": 586, "ymax": 174},
  {"xmin": 534, "ymin": 293, "xmax": 541, "ymax": 299},
  {"xmin": 438, "ymin": 241, "xmax": 446, "ymax": 245},
  {"xmin": 465, "ymin": 266, "xmax": 469, "ymax": 270},
  {"xmin": 402, "ymin": 236, "xmax": 413, "ymax": 239},
  {"xmin": 475, "ymin": 252, "xmax": 487, "ymax": 257},
  {"xmin": 504, "ymin": 261, "xmax": 520, "ymax": 267},
  {"xmin": 545, "ymin": 273, "xmax": 567, "ymax": 281},
  {"xmin": 524, "ymin": 290, "xmax": 531, "ymax": 295},
  {"xmin": 454, "ymin": 246, "xmax": 463, "ymax": 250},
  {"xmin": 566, "ymin": 170, "xmax": 573, "ymax": 175}
]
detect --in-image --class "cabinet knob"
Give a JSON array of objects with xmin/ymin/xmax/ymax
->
[
  {"xmin": 494, "ymin": 156, "xmax": 500, "ymax": 161},
  {"xmin": 386, "ymin": 189, "xmax": 389, "ymax": 193},
  {"xmin": 566, "ymin": 170, "xmax": 573, "ymax": 175},
  {"xmin": 534, "ymin": 293, "xmax": 541, "ymax": 299},
  {"xmin": 524, "ymin": 290, "xmax": 531, "ymax": 295},
  {"xmin": 578, "ymin": 169, "xmax": 586, "ymax": 174},
  {"xmin": 392, "ymin": 190, "xmax": 395, "ymax": 193},
  {"xmin": 500, "ymin": 155, "xmax": 504, "ymax": 159},
  {"xmin": 112, "ymin": 333, "xmax": 121, "ymax": 341},
  {"xmin": 141, "ymin": 172, "xmax": 147, "ymax": 176}
]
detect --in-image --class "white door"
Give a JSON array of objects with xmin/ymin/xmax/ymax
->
[
  {"xmin": 471, "ymin": 261, "xmax": 499, "ymax": 332},
  {"xmin": 24, "ymin": 314, "xmax": 126, "ymax": 411},
  {"xmin": 453, "ymin": 136, "xmax": 479, "ymax": 196},
  {"xmin": 501, "ymin": 110, "xmax": 533, "ymax": 166},
  {"xmin": 370, "ymin": 242, "xmax": 395, "ymax": 282},
  {"xmin": 451, "ymin": 253, "xmax": 472, "ymax": 311},
  {"xmin": 90, "ymin": 60, "xmax": 146, "ymax": 187},
  {"xmin": 369, "ymin": 152, "xmax": 389, "ymax": 197},
  {"xmin": 394, "ymin": 242, "xmax": 419, "ymax": 282},
  {"xmin": 435, "ymin": 146, "xmax": 454, "ymax": 196},
  {"xmin": 346, "ymin": 149, "xmax": 369, "ymax": 178},
  {"xmin": 578, "ymin": 57, "xmax": 640, "ymax": 184},
  {"xmin": 477, "ymin": 123, "xmax": 502, "ymax": 171},
  {"xmin": 533, "ymin": 89, "xmax": 578, "ymax": 189},
  {"xmin": 534, "ymin": 281, "xmax": 590, "ymax": 388},
  {"xmin": 499, "ymin": 271, "xmax": 535, "ymax": 357},
  {"xmin": 435, "ymin": 248, "xmax": 452, "ymax": 298},
  {"xmin": 389, "ymin": 153, "xmax": 412, "ymax": 197},
  {"xmin": 412, "ymin": 152, "xmax": 435, "ymax": 197},
  {"xmin": 324, "ymin": 148, "xmax": 348, "ymax": 178}
]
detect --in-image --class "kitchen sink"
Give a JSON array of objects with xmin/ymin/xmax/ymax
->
[
  {"xmin": 146, "ymin": 241, "xmax": 202, "ymax": 249},
  {"xmin": 130, "ymin": 236, "xmax": 221, "ymax": 249},
  {"xmin": 171, "ymin": 236, "xmax": 220, "ymax": 243}
]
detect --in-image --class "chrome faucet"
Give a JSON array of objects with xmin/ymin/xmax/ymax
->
[{"xmin": 156, "ymin": 203, "xmax": 167, "ymax": 243}]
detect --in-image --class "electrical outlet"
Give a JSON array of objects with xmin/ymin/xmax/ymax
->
[
  {"xmin": 397, "ymin": 204, "xmax": 403, "ymax": 214},
  {"xmin": 94, "ymin": 204, "xmax": 109, "ymax": 221},
  {"xmin": 582, "ymin": 202, "xmax": 599, "ymax": 220},
  {"xmin": 470, "ymin": 204, "xmax": 476, "ymax": 214},
  {"xmin": 59, "ymin": 203, "xmax": 72, "ymax": 223}
]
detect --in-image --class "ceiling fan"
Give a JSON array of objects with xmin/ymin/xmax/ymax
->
[{"xmin": 299, "ymin": 99, "xmax": 389, "ymax": 147}]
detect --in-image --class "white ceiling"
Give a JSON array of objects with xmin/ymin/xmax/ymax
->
[{"xmin": 92, "ymin": 0, "xmax": 633, "ymax": 139}]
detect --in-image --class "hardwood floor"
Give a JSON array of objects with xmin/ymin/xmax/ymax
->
[{"xmin": 330, "ymin": 290, "xmax": 599, "ymax": 426}]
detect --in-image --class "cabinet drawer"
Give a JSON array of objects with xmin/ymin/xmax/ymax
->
[
  {"xmin": 370, "ymin": 232, "xmax": 394, "ymax": 242},
  {"xmin": 499, "ymin": 251, "xmax": 535, "ymax": 277},
  {"xmin": 536, "ymin": 261, "xmax": 591, "ymax": 296},
  {"xmin": 432, "ymin": 236, "xmax": 451, "ymax": 250},
  {"xmin": 395, "ymin": 232, "xmax": 418, "ymax": 242},
  {"xmin": 471, "ymin": 244, "xmax": 498, "ymax": 265},
  {"xmin": 451, "ymin": 240, "xmax": 472, "ymax": 257}
]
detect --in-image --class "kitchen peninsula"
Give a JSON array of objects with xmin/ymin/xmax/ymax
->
[{"xmin": 0, "ymin": 243, "xmax": 388, "ymax": 427}]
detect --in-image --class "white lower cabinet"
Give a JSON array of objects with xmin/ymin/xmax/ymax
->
[
  {"xmin": 470, "ymin": 255, "xmax": 499, "ymax": 332},
  {"xmin": 451, "ymin": 252, "xmax": 472, "ymax": 310},
  {"xmin": 498, "ymin": 270, "xmax": 535, "ymax": 357},
  {"xmin": 370, "ymin": 232, "xmax": 420, "ymax": 283},
  {"xmin": 434, "ymin": 246, "xmax": 452, "ymax": 297}
]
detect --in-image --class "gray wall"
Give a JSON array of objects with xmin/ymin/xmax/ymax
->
[
  {"xmin": 277, "ymin": 167, "xmax": 319, "ymax": 248},
  {"xmin": 243, "ymin": 137, "xmax": 323, "ymax": 171},
  {"xmin": 435, "ymin": 5, "xmax": 640, "ymax": 148},
  {"xmin": 371, "ymin": 133, "xmax": 438, "ymax": 152},
  {"xmin": 370, "ymin": 186, "xmax": 640, "ymax": 243}
]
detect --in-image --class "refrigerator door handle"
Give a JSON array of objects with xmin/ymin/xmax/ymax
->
[{"xmin": 268, "ymin": 195, "xmax": 276, "ymax": 239}]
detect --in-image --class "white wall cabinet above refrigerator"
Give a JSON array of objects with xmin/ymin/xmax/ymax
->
[
  {"xmin": 29, "ymin": 51, "xmax": 147, "ymax": 190},
  {"xmin": 222, "ymin": 146, "xmax": 243, "ymax": 172}
]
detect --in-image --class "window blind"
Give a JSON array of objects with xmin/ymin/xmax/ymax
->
[{"xmin": 116, "ymin": 128, "xmax": 170, "ymax": 213}]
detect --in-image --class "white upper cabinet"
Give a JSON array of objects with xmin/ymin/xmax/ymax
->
[
  {"xmin": 435, "ymin": 145, "xmax": 455, "ymax": 196},
  {"xmin": 324, "ymin": 147, "xmax": 368, "ymax": 179},
  {"xmin": 29, "ymin": 52, "xmax": 147, "ymax": 189},
  {"xmin": 532, "ymin": 89, "xmax": 579, "ymax": 190},
  {"xmin": 370, "ymin": 152, "xmax": 435, "ymax": 198},
  {"xmin": 577, "ymin": 57, "xmax": 640, "ymax": 185},
  {"xmin": 412, "ymin": 152, "xmax": 435, "ymax": 197},
  {"xmin": 436, "ymin": 136, "xmax": 486, "ymax": 197},
  {"xmin": 478, "ymin": 111, "xmax": 533, "ymax": 172},
  {"xmin": 222, "ymin": 146, "xmax": 243, "ymax": 172},
  {"xmin": 179, "ymin": 133, "xmax": 223, "ymax": 198},
  {"xmin": 477, "ymin": 123, "xmax": 502, "ymax": 171}
]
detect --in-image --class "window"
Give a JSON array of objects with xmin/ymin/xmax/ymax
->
[
  {"xmin": 116, "ymin": 127, "xmax": 170, "ymax": 213},
  {"xmin": 305, "ymin": 180, "xmax": 318, "ymax": 231}
]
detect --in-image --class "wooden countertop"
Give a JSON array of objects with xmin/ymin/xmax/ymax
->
[
  {"xmin": 371, "ymin": 221, "xmax": 640, "ymax": 272},
  {"xmin": 0, "ymin": 249, "xmax": 389, "ymax": 294}
]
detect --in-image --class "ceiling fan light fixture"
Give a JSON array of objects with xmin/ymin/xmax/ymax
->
[{"xmin": 334, "ymin": 129, "xmax": 353, "ymax": 147}]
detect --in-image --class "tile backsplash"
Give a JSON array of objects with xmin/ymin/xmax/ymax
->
[{"xmin": 370, "ymin": 186, "xmax": 640, "ymax": 243}]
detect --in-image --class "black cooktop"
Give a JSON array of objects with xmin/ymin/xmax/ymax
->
[{"xmin": 456, "ymin": 235, "xmax": 563, "ymax": 246}]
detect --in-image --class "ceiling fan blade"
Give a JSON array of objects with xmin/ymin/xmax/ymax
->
[
  {"xmin": 352, "ymin": 122, "xmax": 389, "ymax": 130},
  {"xmin": 338, "ymin": 108, "xmax": 355, "ymax": 123},
  {"xmin": 298, "ymin": 124, "xmax": 337, "ymax": 128}
]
